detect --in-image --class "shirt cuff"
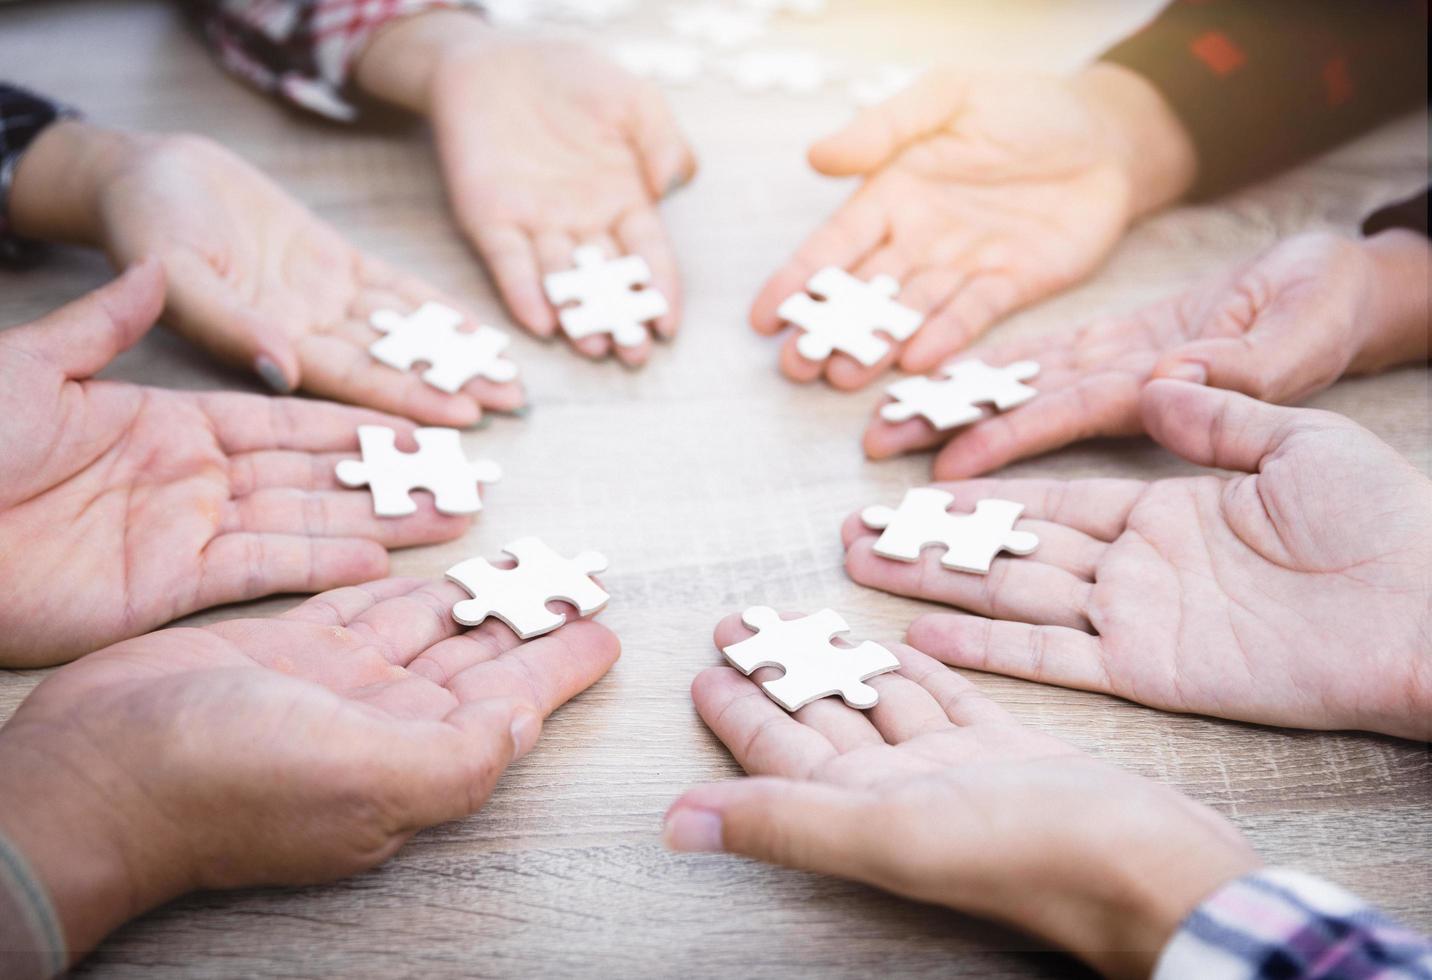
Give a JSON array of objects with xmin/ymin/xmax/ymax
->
[
  {"xmin": 0, "ymin": 83, "xmax": 79, "ymax": 265},
  {"xmin": 1154, "ymin": 868, "xmax": 1432, "ymax": 980},
  {"xmin": 0, "ymin": 829, "xmax": 65, "ymax": 979}
]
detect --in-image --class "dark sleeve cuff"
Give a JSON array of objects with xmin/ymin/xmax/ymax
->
[
  {"xmin": 0, "ymin": 82, "xmax": 79, "ymax": 266},
  {"xmin": 1363, "ymin": 187, "xmax": 1430, "ymax": 238}
]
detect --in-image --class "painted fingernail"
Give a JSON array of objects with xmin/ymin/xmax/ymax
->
[
  {"xmin": 662, "ymin": 807, "xmax": 724, "ymax": 853},
  {"xmin": 510, "ymin": 711, "xmax": 540, "ymax": 760},
  {"xmin": 1164, "ymin": 361, "xmax": 1207, "ymax": 385},
  {"xmin": 504, "ymin": 403, "xmax": 532, "ymax": 418},
  {"xmin": 254, "ymin": 355, "xmax": 293, "ymax": 394}
]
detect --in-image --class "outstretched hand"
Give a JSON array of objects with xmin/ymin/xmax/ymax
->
[
  {"xmin": 666, "ymin": 615, "xmax": 1257, "ymax": 979},
  {"xmin": 750, "ymin": 64, "xmax": 1197, "ymax": 390},
  {"xmin": 0, "ymin": 263, "xmax": 473, "ymax": 666},
  {"xmin": 845, "ymin": 381, "xmax": 1432, "ymax": 740},
  {"xmin": 867, "ymin": 230, "xmax": 1432, "ymax": 477},
  {"xmin": 0, "ymin": 576, "xmax": 620, "ymax": 963}
]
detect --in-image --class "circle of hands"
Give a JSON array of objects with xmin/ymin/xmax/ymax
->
[{"xmin": 1, "ymin": 40, "xmax": 1428, "ymax": 977}]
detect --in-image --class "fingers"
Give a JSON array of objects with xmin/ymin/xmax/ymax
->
[
  {"xmin": 2, "ymin": 258, "xmax": 164, "ymax": 379},
  {"xmin": 200, "ymin": 393, "xmax": 413, "ymax": 454},
  {"xmin": 628, "ymin": 81, "xmax": 698, "ymax": 200},
  {"xmin": 807, "ymin": 69, "xmax": 956, "ymax": 176},
  {"xmin": 617, "ymin": 206, "xmax": 682, "ymax": 340},
  {"xmin": 294, "ymin": 334, "xmax": 483, "ymax": 429},
  {"xmin": 195, "ymin": 533, "xmax": 390, "ymax": 610},
  {"xmin": 227, "ymin": 450, "xmax": 353, "ymax": 494},
  {"xmin": 907, "ymin": 612, "xmax": 1112, "ymax": 695},
  {"xmin": 536, "ymin": 229, "xmax": 613, "ymax": 362},
  {"xmin": 470, "ymin": 223, "xmax": 554, "ymax": 337},
  {"xmin": 1151, "ymin": 336, "xmax": 1271, "ymax": 397},
  {"xmin": 857, "ymin": 478, "xmax": 1144, "ymax": 543},
  {"xmin": 843, "ymin": 531, "xmax": 1095, "ymax": 631},
  {"xmin": 438, "ymin": 619, "xmax": 622, "ymax": 717},
  {"xmin": 900, "ymin": 272, "xmax": 1023, "ymax": 373},
  {"xmin": 161, "ymin": 251, "xmax": 301, "ymax": 391},
  {"xmin": 224, "ymin": 487, "xmax": 468, "ymax": 549},
  {"xmin": 1140, "ymin": 379, "xmax": 1313, "ymax": 473},
  {"xmin": 692, "ymin": 664, "xmax": 838, "ymax": 778}
]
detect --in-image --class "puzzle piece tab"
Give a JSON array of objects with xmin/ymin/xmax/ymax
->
[
  {"xmin": 446, "ymin": 537, "xmax": 610, "ymax": 639},
  {"xmin": 335, "ymin": 426, "xmax": 501, "ymax": 517},
  {"xmin": 369, "ymin": 302, "xmax": 518, "ymax": 394},
  {"xmin": 778, "ymin": 267, "xmax": 925, "ymax": 367},
  {"xmin": 723, "ymin": 607, "xmax": 899, "ymax": 712},
  {"xmin": 882, "ymin": 359, "xmax": 1040, "ymax": 430},
  {"xmin": 543, "ymin": 246, "xmax": 669, "ymax": 348},
  {"xmin": 861, "ymin": 488, "xmax": 1039, "ymax": 574}
]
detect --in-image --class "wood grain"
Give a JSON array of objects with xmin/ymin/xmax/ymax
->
[{"xmin": 1, "ymin": 2, "xmax": 1428, "ymax": 976}]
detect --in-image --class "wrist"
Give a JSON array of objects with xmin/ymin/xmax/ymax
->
[
  {"xmin": 351, "ymin": 9, "xmax": 496, "ymax": 114},
  {"xmin": 0, "ymin": 725, "xmax": 192, "ymax": 965},
  {"xmin": 1349, "ymin": 229, "xmax": 1432, "ymax": 374},
  {"xmin": 8, "ymin": 120, "xmax": 143, "ymax": 247},
  {"xmin": 1074, "ymin": 62, "xmax": 1198, "ymax": 220}
]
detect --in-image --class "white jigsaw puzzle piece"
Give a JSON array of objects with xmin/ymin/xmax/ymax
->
[
  {"xmin": 669, "ymin": 3, "xmax": 768, "ymax": 47},
  {"xmin": 335, "ymin": 426, "xmax": 501, "ymax": 517},
  {"xmin": 723, "ymin": 607, "xmax": 899, "ymax": 712},
  {"xmin": 369, "ymin": 302, "xmax": 519, "ymax": 394},
  {"xmin": 881, "ymin": 359, "xmax": 1040, "ymax": 430},
  {"xmin": 446, "ymin": 537, "xmax": 610, "ymax": 640},
  {"xmin": 613, "ymin": 38, "xmax": 705, "ymax": 85},
  {"xmin": 861, "ymin": 488, "xmax": 1039, "ymax": 574},
  {"xmin": 543, "ymin": 246, "xmax": 669, "ymax": 348},
  {"xmin": 779, "ymin": 267, "xmax": 925, "ymax": 367},
  {"xmin": 724, "ymin": 47, "xmax": 829, "ymax": 94}
]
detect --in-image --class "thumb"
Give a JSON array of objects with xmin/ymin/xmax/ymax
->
[
  {"xmin": 1140, "ymin": 378, "xmax": 1313, "ymax": 473},
  {"xmin": 808, "ymin": 69, "xmax": 963, "ymax": 176},
  {"xmin": 630, "ymin": 83, "xmax": 698, "ymax": 199},
  {"xmin": 162, "ymin": 251, "xmax": 301, "ymax": 393},
  {"xmin": 665, "ymin": 779, "xmax": 886, "ymax": 880},
  {"xmin": 1151, "ymin": 335, "xmax": 1277, "ymax": 398},
  {"xmin": 3, "ymin": 257, "xmax": 165, "ymax": 379}
]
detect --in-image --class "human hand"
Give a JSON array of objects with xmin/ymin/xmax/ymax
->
[
  {"xmin": 867, "ymin": 230, "xmax": 1432, "ymax": 477},
  {"xmin": 0, "ymin": 263, "xmax": 473, "ymax": 667},
  {"xmin": 0, "ymin": 576, "xmax": 620, "ymax": 965},
  {"xmin": 353, "ymin": 13, "xmax": 696, "ymax": 366},
  {"xmin": 665, "ymin": 616, "xmax": 1258, "ymax": 979},
  {"xmin": 845, "ymin": 381, "xmax": 1432, "ymax": 740},
  {"xmin": 8, "ymin": 120, "xmax": 522, "ymax": 425},
  {"xmin": 750, "ymin": 63, "xmax": 1197, "ymax": 390}
]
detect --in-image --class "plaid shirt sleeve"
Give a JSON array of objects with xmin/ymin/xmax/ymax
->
[
  {"xmin": 191, "ymin": 0, "xmax": 486, "ymax": 122},
  {"xmin": 1101, "ymin": 0, "xmax": 1429, "ymax": 200},
  {"xmin": 0, "ymin": 82, "xmax": 78, "ymax": 265},
  {"xmin": 1155, "ymin": 869, "xmax": 1432, "ymax": 980}
]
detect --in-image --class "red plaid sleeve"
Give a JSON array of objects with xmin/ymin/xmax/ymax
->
[
  {"xmin": 1101, "ymin": 0, "xmax": 1429, "ymax": 200},
  {"xmin": 193, "ymin": 0, "xmax": 485, "ymax": 121}
]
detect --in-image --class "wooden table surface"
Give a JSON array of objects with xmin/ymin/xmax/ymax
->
[{"xmin": 2, "ymin": 2, "xmax": 1429, "ymax": 976}]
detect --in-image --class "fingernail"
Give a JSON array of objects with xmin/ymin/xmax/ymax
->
[
  {"xmin": 471, "ymin": 414, "xmax": 493, "ymax": 431},
  {"xmin": 1164, "ymin": 361, "xmax": 1207, "ymax": 385},
  {"xmin": 504, "ymin": 403, "xmax": 532, "ymax": 418},
  {"xmin": 663, "ymin": 807, "xmax": 724, "ymax": 853},
  {"xmin": 509, "ymin": 711, "xmax": 540, "ymax": 760},
  {"xmin": 254, "ymin": 355, "xmax": 293, "ymax": 394}
]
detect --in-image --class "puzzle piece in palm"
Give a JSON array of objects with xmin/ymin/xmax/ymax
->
[
  {"xmin": 725, "ymin": 48, "xmax": 828, "ymax": 94},
  {"xmin": 881, "ymin": 359, "xmax": 1040, "ymax": 430},
  {"xmin": 722, "ymin": 607, "xmax": 899, "ymax": 712},
  {"xmin": 369, "ymin": 302, "xmax": 518, "ymax": 394},
  {"xmin": 778, "ymin": 268, "xmax": 925, "ymax": 366},
  {"xmin": 543, "ymin": 246, "xmax": 669, "ymax": 348},
  {"xmin": 613, "ymin": 39, "xmax": 705, "ymax": 85},
  {"xmin": 336, "ymin": 426, "xmax": 501, "ymax": 517},
  {"xmin": 861, "ymin": 488, "xmax": 1039, "ymax": 574},
  {"xmin": 446, "ymin": 537, "xmax": 609, "ymax": 639},
  {"xmin": 669, "ymin": 3, "xmax": 767, "ymax": 47}
]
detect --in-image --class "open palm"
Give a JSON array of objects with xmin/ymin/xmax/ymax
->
[
  {"xmin": 844, "ymin": 381, "xmax": 1432, "ymax": 739},
  {"xmin": 0, "ymin": 264, "xmax": 469, "ymax": 667},
  {"xmin": 430, "ymin": 38, "xmax": 695, "ymax": 366},
  {"xmin": 751, "ymin": 70, "xmax": 1138, "ymax": 390},
  {"xmin": 97, "ymin": 133, "xmax": 522, "ymax": 425}
]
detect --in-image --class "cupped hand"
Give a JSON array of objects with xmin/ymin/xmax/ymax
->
[
  {"xmin": 867, "ymin": 230, "xmax": 1432, "ymax": 478},
  {"xmin": 0, "ymin": 263, "xmax": 472, "ymax": 667},
  {"xmin": 89, "ymin": 129, "xmax": 523, "ymax": 424},
  {"xmin": 844, "ymin": 381, "xmax": 1432, "ymax": 740},
  {"xmin": 0, "ymin": 576, "xmax": 620, "ymax": 961},
  {"xmin": 750, "ymin": 64, "xmax": 1196, "ymax": 390},
  {"xmin": 423, "ymin": 32, "xmax": 696, "ymax": 366},
  {"xmin": 665, "ymin": 615, "xmax": 1257, "ymax": 980}
]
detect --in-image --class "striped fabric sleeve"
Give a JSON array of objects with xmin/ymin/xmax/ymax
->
[
  {"xmin": 191, "ymin": 0, "xmax": 486, "ymax": 122},
  {"xmin": 1154, "ymin": 868, "xmax": 1432, "ymax": 980},
  {"xmin": 0, "ymin": 829, "xmax": 65, "ymax": 980}
]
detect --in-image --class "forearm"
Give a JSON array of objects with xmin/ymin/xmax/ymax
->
[
  {"xmin": 351, "ymin": 9, "xmax": 496, "ymax": 115},
  {"xmin": 6, "ymin": 120, "xmax": 137, "ymax": 247},
  {"xmin": 1350, "ymin": 229, "xmax": 1432, "ymax": 374}
]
